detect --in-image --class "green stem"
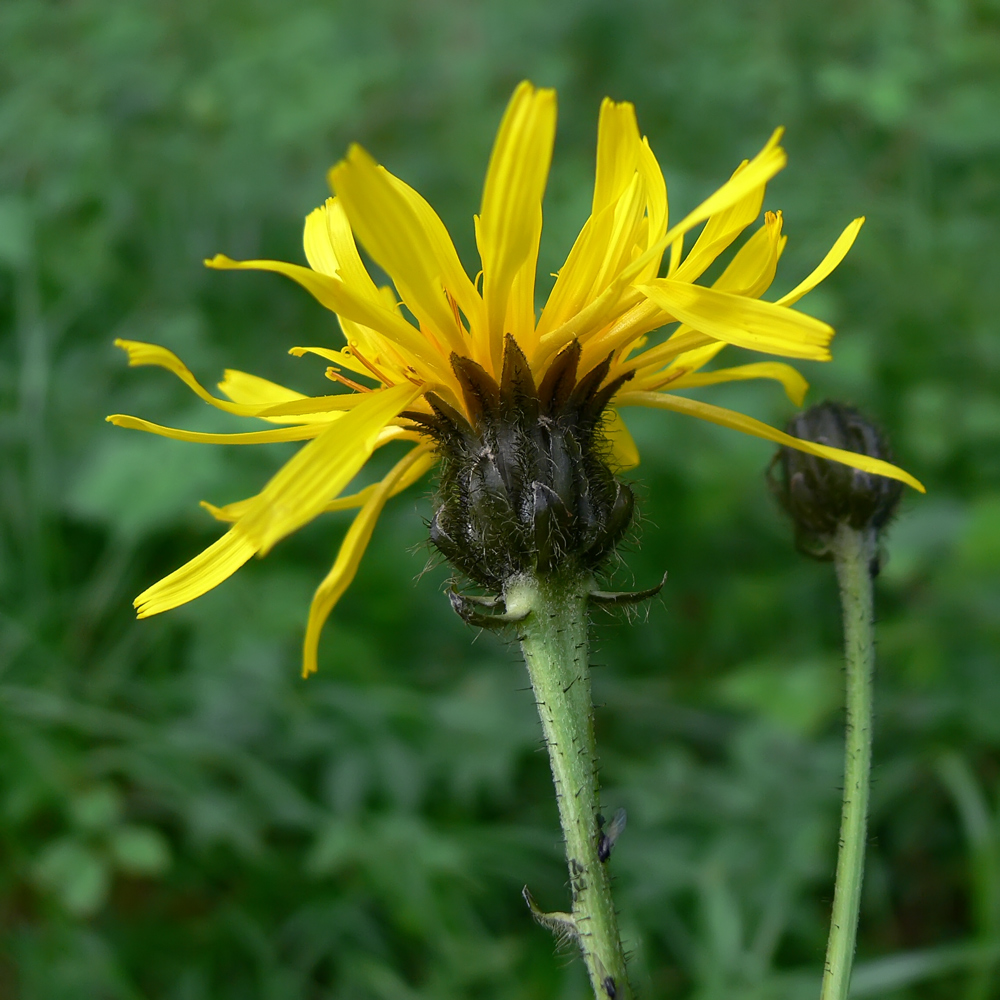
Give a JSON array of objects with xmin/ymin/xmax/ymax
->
[
  {"xmin": 821, "ymin": 523, "xmax": 877, "ymax": 1000},
  {"xmin": 506, "ymin": 574, "xmax": 631, "ymax": 1000}
]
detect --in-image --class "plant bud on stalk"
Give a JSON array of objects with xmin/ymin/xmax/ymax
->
[
  {"xmin": 769, "ymin": 401, "xmax": 903, "ymax": 570},
  {"xmin": 770, "ymin": 401, "xmax": 915, "ymax": 1000}
]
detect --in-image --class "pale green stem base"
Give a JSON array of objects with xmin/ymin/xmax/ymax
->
[
  {"xmin": 506, "ymin": 575, "xmax": 632, "ymax": 1000},
  {"xmin": 820, "ymin": 524, "xmax": 877, "ymax": 1000}
]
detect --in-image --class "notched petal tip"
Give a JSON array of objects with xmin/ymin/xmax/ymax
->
[
  {"xmin": 783, "ymin": 368, "xmax": 810, "ymax": 406},
  {"xmin": 327, "ymin": 143, "xmax": 375, "ymax": 191},
  {"xmin": 112, "ymin": 338, "xmax": 145, "ymax": 365},
  {"xmin": 204, "ymin": 253, "xmax": 238, "ymax": 269}
]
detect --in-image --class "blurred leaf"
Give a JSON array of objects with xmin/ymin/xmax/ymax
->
[
  {"xmin": 0, "ymin": 195, "xmax": 31, "ymax": 268},
  {"xmin": 69, "ymin": 785, "xmax": 123, "ymax": 832},
  {"xmin": 880, "ymin": 498, "xmax": 966, "ymax": 585},
  {"xmin": 108, "ymin": 824, "xmax": 171, "ymax": 876},
  {"xmin": 850, "ymin": 940, "xmax": 1000, "ymax": 997},
  {"xmin": 956, "ymin": 494, "xmax": 1000, "ymax": 573},
  {"xmin": 716, "ymin": 657, "xmax": 841, "ymax": 737},
  {"xmin": 33, "ymin": 839, "xmax": 111, "ymax": 917},
  {"xmin": 66, "ymin": 424, "xmax": 235, "ymax": 539}
]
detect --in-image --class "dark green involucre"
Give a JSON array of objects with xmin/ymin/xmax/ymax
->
[
  {"xmin": 770, "ymin": 401, "xmax": 903, "ymax": 561},
  {"xmin": 408, "ymin": 336, "xmax": 635, "ymax": 591}
]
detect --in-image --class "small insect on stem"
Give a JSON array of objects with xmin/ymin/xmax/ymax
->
[
  {"xmin": 602, "ymin": 975, "xmax": 617, "ymax": 998},
  {"xmin": 596, "ymin": 807, "xmax": 627, "ymax": 863}
]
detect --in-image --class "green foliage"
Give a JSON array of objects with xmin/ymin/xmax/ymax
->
[{"xmin": 2, "ymin": 0, "xmax": 1000, "ymax": 996}]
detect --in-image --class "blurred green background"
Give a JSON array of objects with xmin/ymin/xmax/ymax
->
[{"xmin": 2, "ymin": 0, "xmax": 1000, "ymax": 997}]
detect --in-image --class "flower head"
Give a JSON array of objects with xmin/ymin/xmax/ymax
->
[
  {"xmin": 109, "ymin": 82, "xmax": 923, "ymax": 675},
  {"xmin": 770, "ymin": 401, "xmax": 905, "ymax": 560}
]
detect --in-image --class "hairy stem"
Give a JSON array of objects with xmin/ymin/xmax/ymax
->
[
  {"xmin": 821, "ymin": 523, "xmax": 877, "ymax": 1000},
  {"xmin": 506, "ymin": 575, "xmax": 631, "ymax": 1000}
]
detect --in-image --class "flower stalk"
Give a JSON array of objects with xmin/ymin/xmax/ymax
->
[
  {"xmin": 820, "ymin": 522, "xmax": 877, "ymax": 1000},
  {"xmin": 507, "ymin": 575, "xmax": 631, "ymax": 1000},
  {"xmin": 769, "ymin": 402, "xmax": 912, "ymax": 999}
]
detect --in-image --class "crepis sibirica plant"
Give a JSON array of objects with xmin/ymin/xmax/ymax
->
[
  {"xmin": 111, "ymin": 83, "xmax": 923, "ymax": 999},
  {"xmin": 771, "ymin": 402, "xmax": 909, "ymax": 1000}
]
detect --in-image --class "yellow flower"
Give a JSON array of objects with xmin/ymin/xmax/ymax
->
[{"xmin": 109, "ymin": 81, "xmax": 923, "ymax": 675}]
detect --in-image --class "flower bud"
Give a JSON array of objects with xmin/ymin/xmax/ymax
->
[
  {"xmin": 770, "ymin": 401, "xmax": 903, "ymax": 557},
  {"xmin": 411, "ymin": 337, "xmax": 635, "ymax": 592}
]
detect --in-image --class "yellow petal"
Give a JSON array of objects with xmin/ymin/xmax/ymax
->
[
  {"xmin": 667, "ymin": 341, "xmax": 727, "ymax": 372},
  {"xmin": 199, "ymin": 498, "xmax": 254, "ymax": 523},
  {"xmin": 218, "ymin": 369, "xmax": 304, "ymax": 406},
  {"xmin": 537, "ymin": 102, "xmax": 645, "ymax": 339},
  {"xmin": 328, "ymin": 146, "xmax": 467, "ymax": 354},
  {"xmin": 640, "ymin": 278, "xmax": 833, "ymax": 360},
  {"xmin": 201, "ymin": 431, "xmax": 434, "ymax": 523},
  {"xmin": 239, "ymin": 382, "xmax": 421, "ymax": 555},
  {"xmin": 775, "ymin": 217, "xmax": 865, "ymax": 306},
  {"xmin": 670, "ymin": 361, "xmax": 809, "ymax": 405},
  {"xmin": 711, "ymin": 211, "xmax": 784, "ymax": 298},
  {"xmin": 301, "ymin": 444, "xmax": 435, "ymax": 676},
  {"xmin": 113, "ymin": 340, "xmax": 270, "ymax": 417},
  {"xmin": 668, "ymin": 233, "xmax": 685, "ymax": 276},
  {"xmin": 628, "ymin": 341, "xmax": 726, "ymax": 390},
  {"xmin": 252, "ymin": 393, "xmax": 375, "ymax": 419},
  {"xmin": 289, "ymin": 345, "xmax": 382, "ymax": 382},
  {"xmin": 324, "ymin": 447, "xmax": 437, "ymax": 513},
  {"xmin": 304, "ymin": 198, "xmax": 418, "ymax": 337},
  {"xmin": 616, "ymin": 390, "xmax": 925, "ymax": 492},
  {"xmin": 614, "ymin": 325, "xmax": 715, "ymax": 376},
  {"xmin": 580, "ymin": 298, "xmax": 684, "ymax": 367},
  {"xmin": 334, "ymin": 316, "xmax": 415, "ymax": 385},
  {"xmin": 134, "ymin": 386, "xmax": 421, "ymax": 619},
  {"xmin": 535, "ymin": 214, "xmax": 602, "ymax": 337},
  {"xmin": 592, "ymin": 99, "xmax": 642, "ymax": 215},
  {"xmin": 634, "ymin": 136, "xmax": 668, "ymax": 278},
  {"xmin": 207, "ymin": 253, "xmax": 350, "ymax": 315},
  {"xmin": 504, "ymin": 216, "xmax": 543, "ymax": 353},
  {"xmin": 622, "ymin": 129, "xmax": 787, "ymax": 289},
  {"xmin": 106, "ymin": 414, "xmax": 332, "ymax": 443},
  {"xmin": 478, "ymin": 81, "xmax": 557, "ymax": 369},
  {"xmin": 671, "ymin": 163, "xmax": 765, "ymax": 284},
  {"xmin": 589, "ymin": 173, "xmax": 648, "ymax": 301},
  {"xmin": 536, "ymin": 183, "xmax": 646, "ymax": 344},
  {"xmin": 302, "ymin": 203, "xmax": 341, "ymax": 278},
  {"xmin": 114, "ymin": 339, "xmax": 362, "ymax": 426},
  {"xmin": 206, "ymin": 254, "xmax": 445, "ymax": 378},
  {"xmin": 216, "ymin": 368, "xmax": 337, "ymax": 425},
  {"xmin": 134, "ymin": 529, "xmax": 257, "ymax": 618},
  {"xmin": 604, "ymin": 408, "xmax": 640, "ymax": 470},
  {"xmin": 290, "ymin": 345, "xmax": 356, "ymax": 365},
  {"xmin": 381, "ymin": 174, "xmax": 484, "ymax": 336},
  {"xmin": 536, "ymin": 133, "xmax": 788, "ymax": 366}
]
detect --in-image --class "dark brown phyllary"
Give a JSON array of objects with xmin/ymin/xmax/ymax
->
[{"xmin": 407, "ymin": 335, "xmax": 635, "ymax": 592}]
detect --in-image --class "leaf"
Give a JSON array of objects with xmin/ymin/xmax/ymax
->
[
  {"xmin": 109, "ymin": 825, "xmax": 172, "ymax": 877},
  {"xmin": 33, "ymin": 839, "xmax": 111, "ymax": 917}
]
